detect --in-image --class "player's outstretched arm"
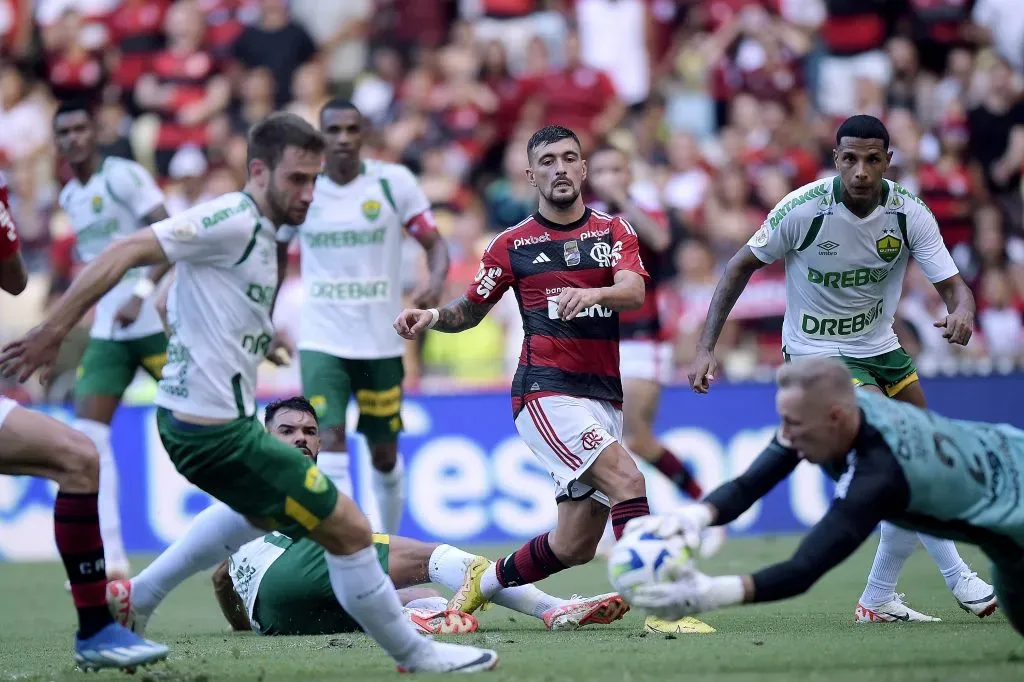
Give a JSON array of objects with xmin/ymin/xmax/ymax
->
[
  {"xmin": 689, "ymin": 246, "xmax": 765, "ymax": 393},
  {"xmin": 394, "ymin": 295, "xmax": 498, "ymax": 339},
  {"xmin": 212, "ymin": 561, "xmax": 253, "ymax": 632},
  {"xmin": 625, "ymin": 435, "xmax": 800, "ymax": 541},
  {"xmin": 0, "ymin": 228, "xmax": 168, "ymax": 381}
]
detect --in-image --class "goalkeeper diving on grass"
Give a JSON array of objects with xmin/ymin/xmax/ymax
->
[{"xmin": 623, "ymin": 358, "xmax": 1024, "ymax": 632}]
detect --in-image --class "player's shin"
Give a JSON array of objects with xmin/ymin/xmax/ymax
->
[
  {"xmin": 859, "ymin": 522, "xmax": 918, "ymax": 607},
  {"xmin": 74, "ymin": 418, "xmax": 128, "ymax": 576},
  {"xmin": 316, "ymin": 451, "xmax": 353, "ymax": 499},
  {"xmin": 372, "ymin": 455, "xmax": 405, "ymax": 534},
  {"xmin": 131, "ymin": 503, "xmax": 262, "ymax": 614},
  {"xmin": 611, "ymin": 497, "xmax": 650, "ymax": 540},
  {"xmin": 55, "ymin": 491, "xmax": 115, "ymax": 638},
  {"xmin": 325, "ymin": 546, "xmax": 428, "ymax": 665}
]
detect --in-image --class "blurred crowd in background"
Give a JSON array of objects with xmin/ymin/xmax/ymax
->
[{"xmin": 1, "ymin": 0, "xmax": 1024, "ymax": 402}]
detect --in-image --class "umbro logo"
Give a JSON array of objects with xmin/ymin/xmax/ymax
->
[
  {"xmin": 818, "ymin": 240, "xmax": 839, "ymax": 255},
  {"xmin": 532, "ymin": 253, "xmax": 551, "ymax": 264}
]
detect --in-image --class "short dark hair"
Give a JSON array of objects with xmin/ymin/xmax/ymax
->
[
  {"xmin": 527, "ymin": 125, "xmax": 582, "ymax": 162},
  {"xmin": 264, "ymin": 396, "xmax": 319, "ymax": 427},
  {"xmin": 53, "ymin": 99, "xmax": 93, "ymax": 124},
  {"xmin": 320, "ymin": 98, "xmax": 362, "ymax": 122},
  {"xmin": 246, "ymin": 113, "xmax": 325, "ymax": 172},
  {"xmin": 835, "ymin": 115, "xmax": 890, "ymax": 150}
]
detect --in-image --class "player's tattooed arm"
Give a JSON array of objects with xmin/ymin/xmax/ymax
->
[
  {"xmin": 434, "ymin": 296, "xmax": 496, "ymax": 333},
  {"xmin": 212, "ymin": 560, "xmax": 252, "ymax": 632}
]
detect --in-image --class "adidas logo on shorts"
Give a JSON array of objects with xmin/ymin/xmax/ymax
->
[{"xmin": 532, "ymin": 253, "xmax": 551, "ymax": 264}]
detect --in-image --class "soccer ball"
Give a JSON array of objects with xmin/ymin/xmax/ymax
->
[{"xmin": 607, "ymin": 531, "xmax": 693, "ymax": 603}]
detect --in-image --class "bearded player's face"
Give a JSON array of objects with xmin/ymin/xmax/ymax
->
[
  {"xmin": 529, "ymin": 137, "xmax": 587, "ymax": 209},
  {"xmin": 266, "ymin": 146, "xmax": 322, "ymax": 226},
  {"xmin": 268, "ymin": 409, "xmax": 321, "ymax": 461}
]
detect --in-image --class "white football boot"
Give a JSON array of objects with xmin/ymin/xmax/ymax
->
[
  {"xmin": 855, "ymin": 593, "xmax": 940, "ymax": 622},
  {"xmin": 398, "ymin": 641, "xmax": 499, "ymax": 673},
  {"xmin": 541, "ymin": 593, "xmax": 630, "ymax": 631},
  {"xmin": 952, "ymin": 570, "xmax": 998, "ymax": 617}
]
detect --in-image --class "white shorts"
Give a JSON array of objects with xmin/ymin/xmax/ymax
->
[
  {"xmin": 0, "ymin": 396, "xmax": 17, "ymax": 431},
  {"xmin": 514, "ymin": 395, "xmax": 623, "ymax": 507},
  {"xmin": 619, "ymin": 340, "xmax": 673, "ymax": 384}
]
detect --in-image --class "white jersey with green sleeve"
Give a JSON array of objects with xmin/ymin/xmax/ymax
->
[
  {"xmin": 59, "ymin": 157, "xmax": 166, "ymax": 340},
  {"xmin": 747, "ymin": 176, "xmax": 959, "ymax": 358},
  {"xmin": 228, "ymin": 534, "xmax": 288, "ymax": 632},
  {"xmin": 277, "ymin": 160, "xmax": 432, "ymax": 359},
  {"xmin": 151, "ymin": 192, "xmax": 278, "ymax": 420}
]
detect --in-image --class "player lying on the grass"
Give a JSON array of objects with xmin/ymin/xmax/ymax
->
[
  {"xmin": 626, "ymin": 358, "xmax": 1020, "ymax": 631},
  {"xmin": 0, "ymin": 176, "xmax": 168, "ymax": 671},
  {"xmin": 109, "ymin": 396, "xmax": 629, "ymax": 636}
]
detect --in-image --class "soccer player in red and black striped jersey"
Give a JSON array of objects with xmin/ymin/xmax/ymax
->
[
  {"xmin": 588, "ymin": 143, "xmax": 704, "ymax": 501},
  {"xmin": 0, "ymin": 176, "xmax": 169, "ymax": 670},
  {"xmin": 396, "ymin": 126, "xmax": 652, "ymax": 617}
]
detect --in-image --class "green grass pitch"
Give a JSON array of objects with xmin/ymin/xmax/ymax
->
[{"xmin": 2, "ymin": 536, "xmax": 1022, "ymax": 681}]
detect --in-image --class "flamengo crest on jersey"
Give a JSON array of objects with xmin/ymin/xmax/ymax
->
[
  {"xmin": 59, "ymin": 157, "xmax": 166, "ymax": 340},
  {"xmin": 747, "ymin": 176, "xmax": 958, "ymax": 359}
]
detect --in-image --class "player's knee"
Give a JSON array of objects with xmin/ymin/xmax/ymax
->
[
  {"xmin": 54, "ymin": 430, "xmax": 100, "ymax": 492},
  {"xmin": 321, "ymin": 426, "xmax": 348, "ymax": 453},
  {"xmin": 369, "ymin": 442, "xmax": 397, "ymax": 472},
  {"xmin": 605, "ymin": 453, "xmax": 646, "ymax": 504}
]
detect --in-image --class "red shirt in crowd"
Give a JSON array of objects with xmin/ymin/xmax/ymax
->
[
  {"xmin": 525, "ymin": 66, "xmax": 617, "ymax": 137},
  {"xmin": 107, "ymin": 0, "xmax": 170, "ymax": 93},
  {"xmin": 151, "ymin": 48, "xmax": 219, "ymax": 150},
  {"xmin": 917, "ymin": 160, "xmax": 974, "ymax": 249}
]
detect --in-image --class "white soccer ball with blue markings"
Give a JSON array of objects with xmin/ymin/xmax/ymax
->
[{"xmin": 607, "ymin": 531, "xmax": 693, "ymax": 603}]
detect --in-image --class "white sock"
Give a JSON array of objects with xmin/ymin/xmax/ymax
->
[
  {"xmin": 478, "ymin": 562, "xmax": 504, "ymax": 600},
  {"xmin": 131, "ymin": 503, "xmax": 262, "ymax": 613},
  {"xmin": 426, "ymin": 544, "xmax": 564, "ymax": 618},
  {"xmin": 404, "ymin": 596, "xmax": 449, "ymax": 612},
  {"xmin": 74, "ymin": 419, "xmax": 127, "ymax": 572},
  {"xmin": 325, "ymin": 545, "xmax": 429, "ymax": 666},
  {"xmin": 860, "ymin": 522, "xmax": 918, "ymax": 606},
  {"xmin": 427, "ymin": 544, "xmax": 478, "ymax": 589},
  {"xmin": 918, "ymin": 534, "xmax": 969, "ymax": 590},
  {"xmin": 372, "ymin": 456, "xmax": 405, "ymax": 534},
  {"xmin": 317, "ymin": 451, "xmax": 353, "ymax": 499},
  {"xmin": 493, "ymin": 585, "xmax": 566, "ymax": 619}
]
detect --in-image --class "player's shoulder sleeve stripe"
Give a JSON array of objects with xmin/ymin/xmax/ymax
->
[
  {"xmin": 766, "ymin": 177, "xmax": 832, "ymax": 229},
  {"xmin": 485, "ymin": 216, "xmax": 533, "ymax": 253},
  {"xmin": 616, "ymin": 216, "xmax": 638, "ymax": 237},
  {"xmin": 590, "ymin": 208, "xmax": 613, "ymax": 221}
]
